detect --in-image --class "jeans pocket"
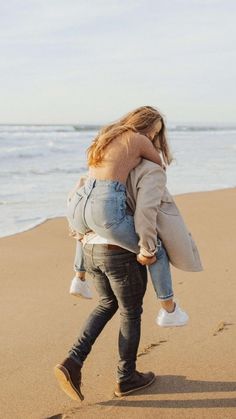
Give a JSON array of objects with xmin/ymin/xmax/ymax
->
[
  {"xmin": 90, "ymin": 195, "xmax": 120, "ymax": 229},
  {"xmin": 106, "ymin": 259, "xmax": 146, "ymax": 300},
  {"xmin": 105, "ymin": 262, "xmax": 130, "ymax": 283}
]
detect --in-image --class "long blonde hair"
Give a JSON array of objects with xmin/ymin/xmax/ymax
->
[{"xmin": 87, "ymin": 105, "xmax": 173, "ymax": 166}]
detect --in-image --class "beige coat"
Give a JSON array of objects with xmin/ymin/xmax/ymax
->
[
  {"xmin": 126, "ymin": 160, "xmax": 203, "ymax": 272},
  {"xmin": 72, "ymin": 160, "xmax": 203, "ymax": 272}
]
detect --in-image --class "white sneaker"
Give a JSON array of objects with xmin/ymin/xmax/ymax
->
[
  {"xmin": 156, "ymin": 303, "xmax": 189, "ymax": 327},
  {"xmin": 69, "ymin": 277, "xmax": 93, "ymax": 299}
]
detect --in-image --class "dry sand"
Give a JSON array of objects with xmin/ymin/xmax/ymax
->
[{"xmin": 0, "ymin": 188, "xmax": 236, "ymax": 419}]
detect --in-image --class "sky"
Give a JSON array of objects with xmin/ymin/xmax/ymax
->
[{"xmin": 0, "ymin": 0, "xmax": 236, "ymax": 124}]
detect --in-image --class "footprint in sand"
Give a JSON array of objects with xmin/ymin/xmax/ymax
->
[
  {"xmin": 46, "ymin": 408, "xmax": 80, "ymax": 419},
  {"xmin": 137, "ymin": 340, "xmax": 167, "ymax": 357},
  {"xmin": 213, "ymin": 321, "xmax": 233, "ymax": 336}
]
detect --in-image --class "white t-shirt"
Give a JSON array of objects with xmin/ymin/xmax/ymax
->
[{"xmin": 82, "ymin": 232, "xmax": 109, "ymax": 245}]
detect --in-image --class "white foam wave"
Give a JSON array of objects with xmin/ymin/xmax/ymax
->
[{"xmin": 0, "ymin": 216, "xmax": 57, "ymax": 238}]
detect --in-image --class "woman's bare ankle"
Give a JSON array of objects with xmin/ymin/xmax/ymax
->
[
  {"xmin": 160, "ymin": 299, "xmax": 175, "ymax": 313},
  {"xmin": 75, "ymin": 272, "xmax": 86, "ymax": 281}
]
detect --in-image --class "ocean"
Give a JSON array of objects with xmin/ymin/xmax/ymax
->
[{"xmin": 0, "ymin": 124, "xmax": 235, "ymax": 238}]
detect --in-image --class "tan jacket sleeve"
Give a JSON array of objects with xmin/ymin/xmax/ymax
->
[{"xmin": 126, "ymin": 160, "xmax": 167, "ymax": 257}]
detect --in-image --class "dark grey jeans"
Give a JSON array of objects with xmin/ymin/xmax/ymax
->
[{"xmin": 68, "ymin": 243, "xmax": 147, "ymax": 383}]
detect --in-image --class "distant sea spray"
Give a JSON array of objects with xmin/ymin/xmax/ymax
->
[{"xmin": 0, "ymin": 124, "xmax": 235, "ymax": 237}]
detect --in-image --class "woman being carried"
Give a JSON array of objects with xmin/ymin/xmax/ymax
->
[{"xmin": 68, "ymin": 106, "xmax": 189, "ymax": 326}]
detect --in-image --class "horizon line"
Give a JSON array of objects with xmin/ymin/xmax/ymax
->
[{"xmin": 0, "ymin": 121, "xmax": 236, "ymax": 127}]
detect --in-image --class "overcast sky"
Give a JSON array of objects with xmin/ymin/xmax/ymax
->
[{"xmin": 0, "ymin": 0, "xmax": 235, "ymax": 124}]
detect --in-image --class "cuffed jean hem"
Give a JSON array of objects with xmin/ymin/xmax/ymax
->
[
  {"xmin": 74, "ymin": 268, "xmax": 86, "ymax": 273},
  {"xmin": 158, "ymin": 293, "xmax": 174, "ymax": 301}
]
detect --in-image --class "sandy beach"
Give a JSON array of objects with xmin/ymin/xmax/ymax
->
[{"xmin": 0, "ymin": 188, "xmax": 236, "ymax": 419}]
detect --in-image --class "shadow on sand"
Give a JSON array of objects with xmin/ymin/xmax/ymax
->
[
  {"xmin": 45, "ymin": 375, "xmax": 236, "ymax": 418},
  {"xmin": 96, "ymin": 375, "xmax": 236, "ymax": 409}
]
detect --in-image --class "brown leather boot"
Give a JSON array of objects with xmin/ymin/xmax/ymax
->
[
  {"xmin": 54, "ymin": 357, "xmax": 84, "ymax": 401},
  {"xmin": 114, "ymin": 371, "xmax": 156, "ymax": 397}
]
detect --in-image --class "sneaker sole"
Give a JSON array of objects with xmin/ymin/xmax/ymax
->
[
  {"xmin": 114, "ymin": 375, "xmax": 156, "ymax": 397},
  {"xmin": 157, "ymin": 320, "xmax": 188, "ymax": 327},
  {"xmin": 54, "ymin": 364, "xmax": 84, "ymax": 401},
  {"xmin": 69, "ymin": 292, "xmax": 93, "ymax": 299}
]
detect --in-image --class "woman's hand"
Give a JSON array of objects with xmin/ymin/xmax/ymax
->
[
  {"xmin": 137, "ymin": 253, "xmax": 157, "ymax": 265},
  {"xmin": 68, "ymin": 227, "xmax": 84, "ymax": 241}
]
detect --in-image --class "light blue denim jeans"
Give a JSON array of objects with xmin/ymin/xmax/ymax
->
[
  {"xmin": 68, "ymin": 178, "xmax": 173, "ymax": 300},
  {"xmin": 74, "ymin": 240, "xmax": 86, "ymax": 273}
]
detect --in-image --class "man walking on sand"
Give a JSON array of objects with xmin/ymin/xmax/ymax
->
[{"xmin": 54, "ymin": 243, "xmax": 155, "ymax": 400}]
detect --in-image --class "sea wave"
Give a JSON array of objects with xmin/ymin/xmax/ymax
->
[
  {"xmin": 28, "ymin": 168, "xmax": 86, "ymax": 175},
  {"xmin": 0, "ymin": 147, "xmax": 72, "ymax": 158},
  {"xmin": 1, "ymin": 123, "xmax": 236, "ymax": 134},
  {"xmin": 73, "ymin": 125, "xmax": 101, "ymax": 132},
  {"xmin": 0, "ymin": 167, "xmax": 87, "ymax": 176},
  {"xmin": 168, "ymin": 125, "xmax": 236, "ymax": 132},
  {"xmin": 1, "ymin": 123, "xmax": 235, "ymax": 239},
  {"xmin": 0, "ymin": 216, "xmax": 56, "ymax": 238},
  {"xmin": 0, "ymin": 151, "xmax": 45, "ymax": 160},
  {"xmin": 0, "ymin": 125, "xmax": 76, "ymax": 133}
]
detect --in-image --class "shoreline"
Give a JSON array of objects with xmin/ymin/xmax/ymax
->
[{"xmin": 1, "ymin": 186, "xmax": 235, "ymax": 240}]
